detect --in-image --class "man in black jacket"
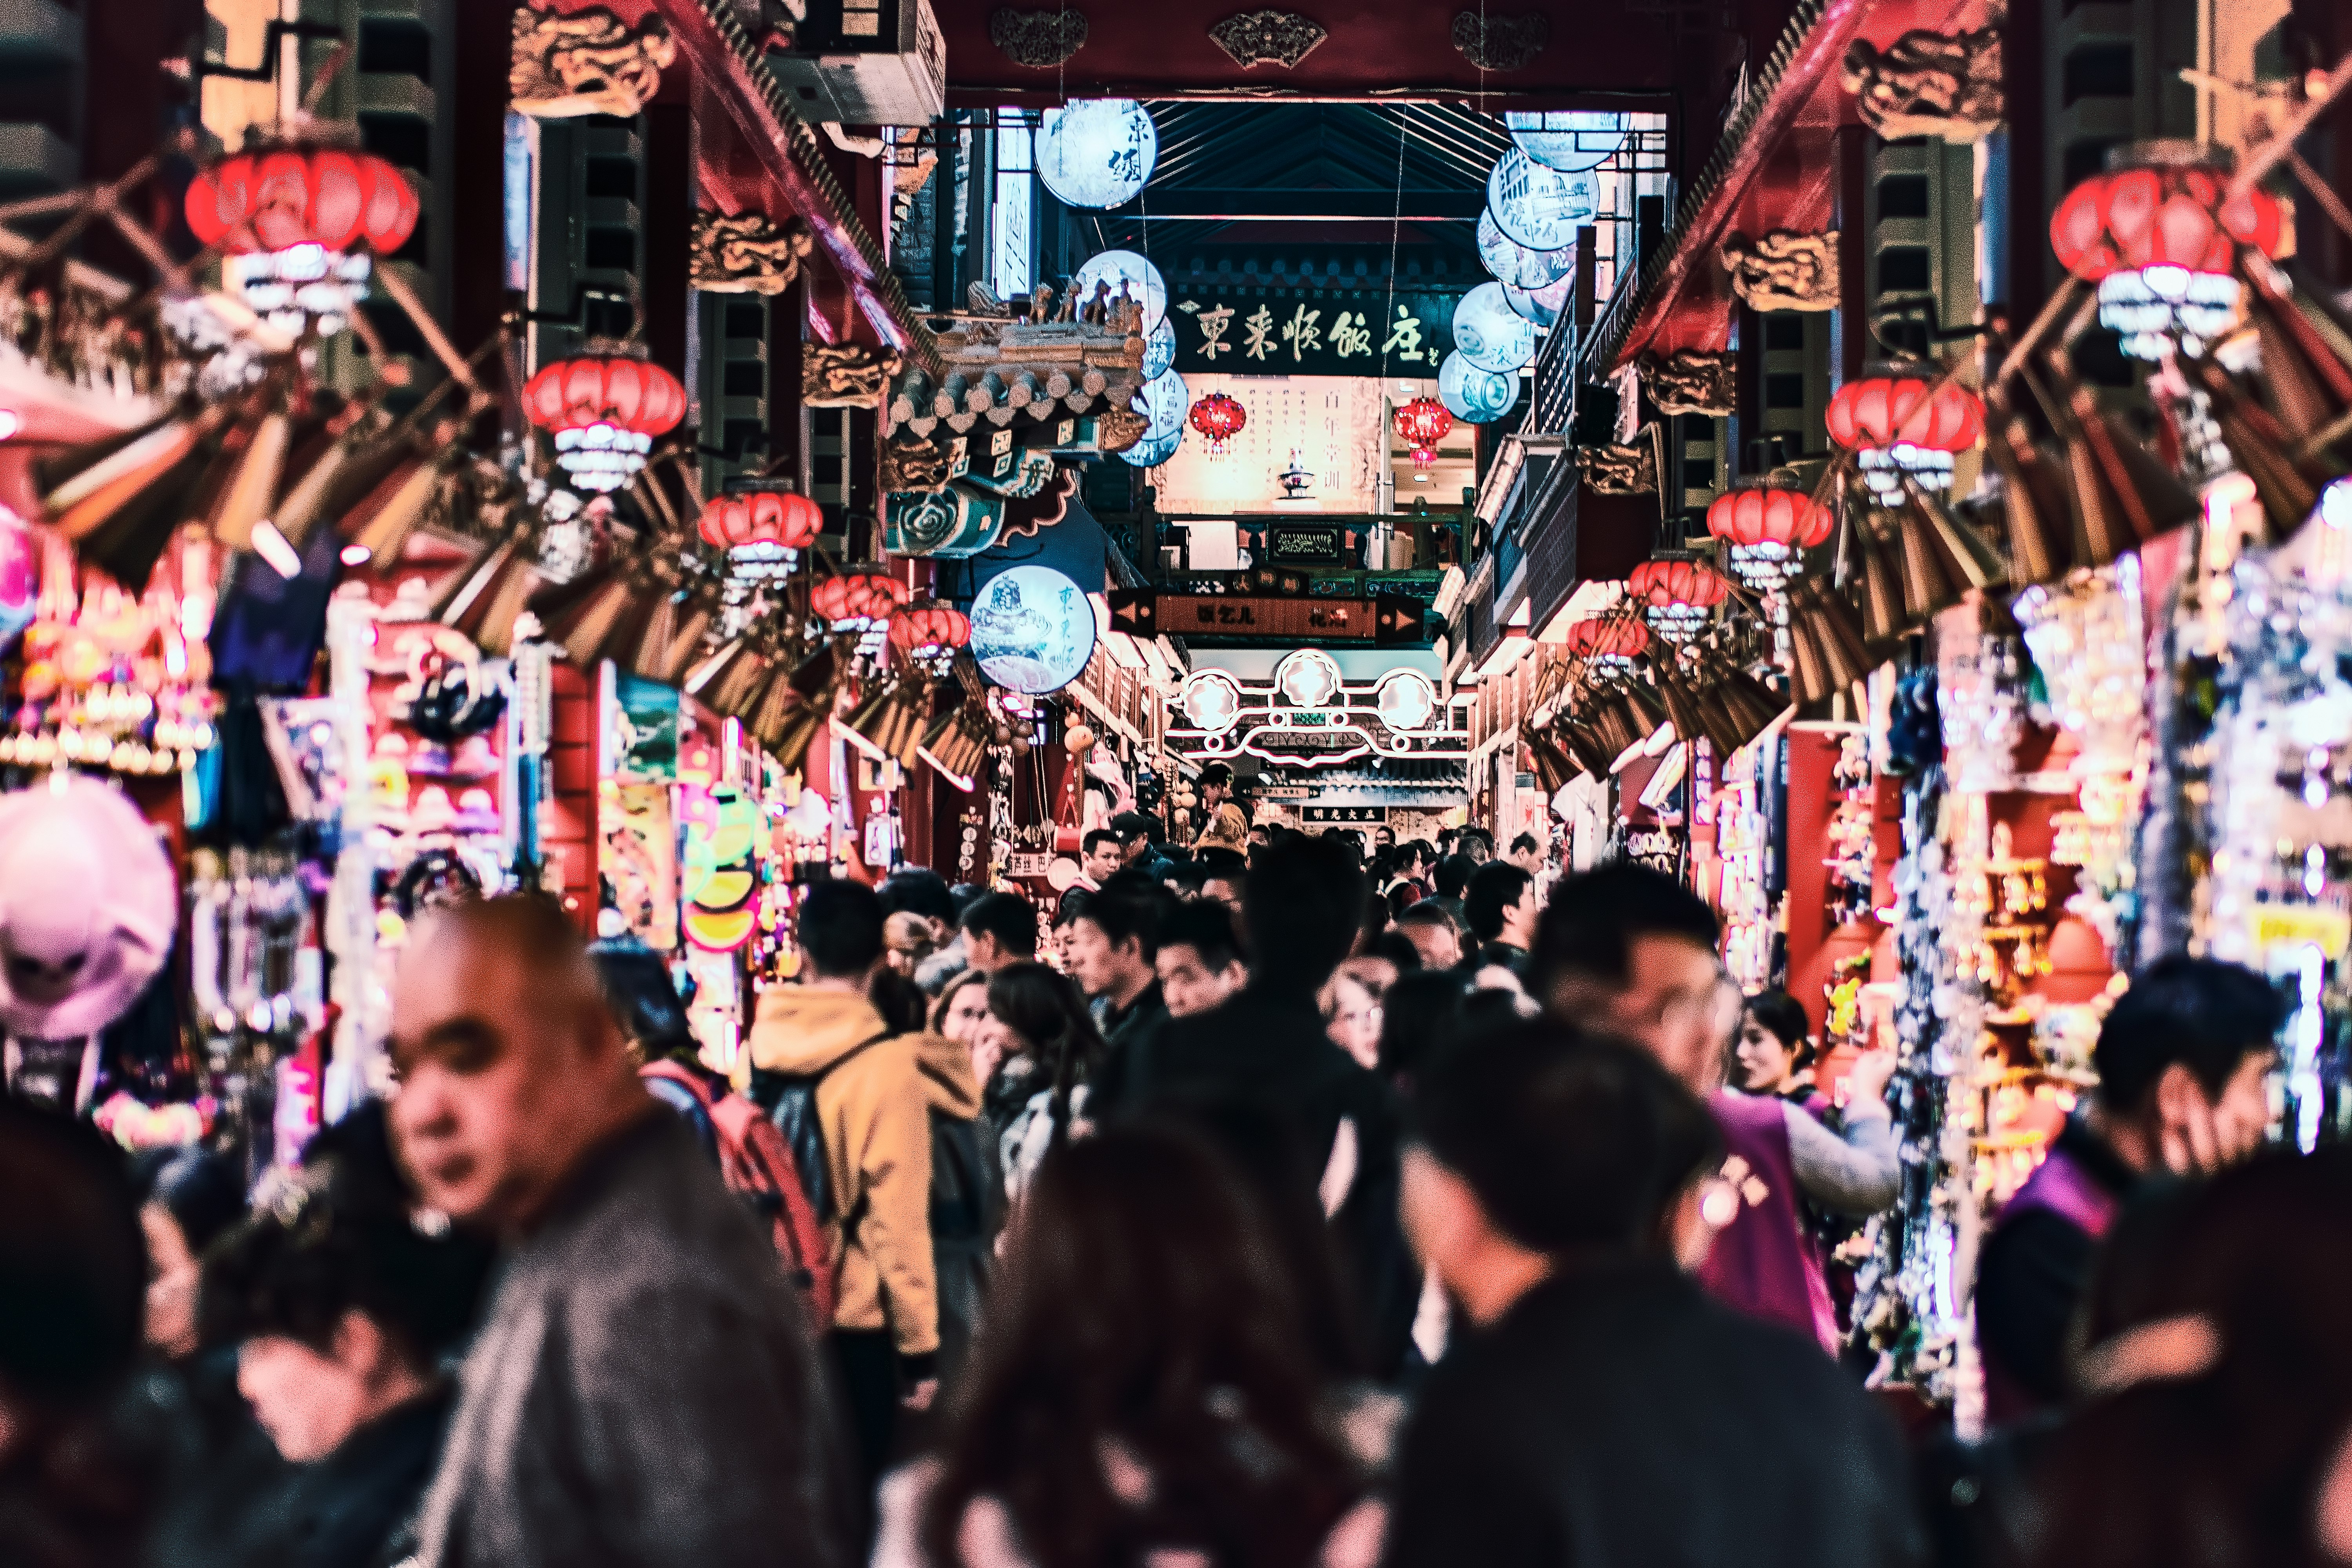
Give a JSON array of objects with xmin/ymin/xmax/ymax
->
[
  {"xmin": 1067, "ymin": 871, "xmax": 1171, "ymax": 1108},
  {"xmin": 1383, "ymin": 1021, "xmax": 1922, "ymax": 1568},
  {"xmin": 1104, "ymin": 834, "xmax": 1418, "ymax": 1379}
]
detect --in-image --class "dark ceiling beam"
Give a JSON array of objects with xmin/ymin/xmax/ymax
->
[{"xmin": 1104, "ymin": 189, "xmax": 1482, "ymax": 221}]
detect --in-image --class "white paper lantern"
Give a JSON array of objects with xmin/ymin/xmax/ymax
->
[
  {"xmin": 1036, "ymin": 99, "xmax": 1157, "ymax": 210},
  {"xmin": 1504, "ymin": 111, "xmax": 1625, "ymax": 174},
  {"xmin": 1439, "ymin": 351, "xmax": 1517, "ymax": 423},
  {"xmin": 1486, "ymin": 149, "xmax": 1602, "ymax": 252},
  {"xmin": 1453, "ymin": 283, "xmax": 1538, "ymax": 374},
  {"xmin": 1070, "ymin": 249, "xmax": 1167, "ymax": 332}
]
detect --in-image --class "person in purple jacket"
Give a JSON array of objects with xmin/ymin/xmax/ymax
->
[
  {"xmin": 1975, "ymin": 953, "xmax": 2281, "ymax": 1426},
  {"xmin": 1528, "ymin": 863, "xmax": 1898, "ymax": 1354}
]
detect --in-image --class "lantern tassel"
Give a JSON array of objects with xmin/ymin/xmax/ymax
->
[
  {"xmin": 432, "ymin": 533, "xmax": 538, "ymax": 657},
  {"xmin": 2057, "ymin": 382, "xmax": 2201, "ymax": 567},
  {"xmin": 1784, "ymin": 601, "xmax": 1836, "ymax": 707},
  {"xmin": 211, "ymin": 407, "xmax": 293, "ymax": 554},
  {"xmin": 1853, "ymin": 513, "xmax": 1908, "ymax": 646},
  {"xmin": 44, "ymin": 411, "xmax": 217, "ymax": 543},
  {"xmin": 74, "ymin": 446, "xmax": 214, "ymax": 590},
  {"xmin": 1984, "ymin": 410, "xmax": 2074, "ymax": 588},
  {"xmin": 918, "ymin": 707, "xmax": 989, "ymax": 792},
  {"xmin": 2242, "ymin": 255, "xmax": 2352, "ymax": 448},
  {"xmin": 341, "ymin": 454, "xmax": 450, "ymax": 567},
  {"xmin": 2190, "ymin": 361, "xmax": 2331, "ymax": 541}
]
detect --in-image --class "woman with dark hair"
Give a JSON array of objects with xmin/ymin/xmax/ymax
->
[
  {"xmin": 982, "ymin": 962, "xmax": 1105, "ymax": 1205},
  {"xmin": 134, "ymin": 1147, "xmax": 297, "ymax": 1568},
  {"xmin": 875, "ymin": 1125, "xmax": 1384, "ymax": 1568},
  {"xmin": 134, "ymin": 1149, "xmax": 247, "ymax": 1363},
  {"xmin": 194, "ymin": 1125, "xmax": 495, "ymax": 1568},
  {"xmin": 1732, "ymin": 990, "xmax": 1824, "ymax": 1110}
]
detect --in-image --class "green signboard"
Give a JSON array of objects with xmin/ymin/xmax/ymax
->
[{"xmin": 1167, "ymin": 285, "xmax": 1463, "ymax": 375}]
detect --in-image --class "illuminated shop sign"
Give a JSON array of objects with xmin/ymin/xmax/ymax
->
[{"xmin": 1165, "ymin": 654, "xmax": 1465, "ymax": 770}]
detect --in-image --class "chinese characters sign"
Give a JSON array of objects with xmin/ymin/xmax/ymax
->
[
  {"xmin": 1171, "ymin": 287, "xmax": 1462, "ymax": 375},
  {"xmin": 1108, "ymin": 589, "xmax": 1427, "ymax": 645}
]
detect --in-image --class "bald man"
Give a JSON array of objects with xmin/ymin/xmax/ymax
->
[{"xmin": 391, "ymin": 895, "xmax": 853, "ymax": 1568}]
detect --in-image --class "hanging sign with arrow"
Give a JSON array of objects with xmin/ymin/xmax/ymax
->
[{"xmin": 1108, "ymin": 589, "xmax": 1427, "ymax": 645}]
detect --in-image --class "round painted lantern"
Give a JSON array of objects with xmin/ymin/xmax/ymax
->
[
  {"xmin": 2049, "ymin": 142, "xmax": 2287, "ymax": 360},
  {"xmin": 1626, "ymin": 558, "xmax": 1728, "ymax": 639},
  {"xmin": 1826, "ymin": 372, "xmax": 1985, "ymax": 501},
  {"xmin": 184, "ymin": 144, "xmax": 419, "ymax": 336},
  {"xmin": 521, "ymin": 356, "xmax": 688, "ymax": 492}
]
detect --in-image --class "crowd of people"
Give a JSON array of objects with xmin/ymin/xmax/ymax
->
[{"xmin": 7, "ymin": 807, "xmax": 2350, "ymax": 1568}]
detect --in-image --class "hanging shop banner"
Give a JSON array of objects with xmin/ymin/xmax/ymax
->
[
  {"xmin": 1168, "ymin": 286, "xmax": 1464, "ymax": 374},
  {"xmin": 612, "ymin": 674, "xmax": 680, "ymax": 782},
  {"xmin": 1109, "ymin": 588, "xmax": 1426, "ymax": 644},
  {"xmin": 601, "ymin": 782, "xmax": 679, "ymax": 951}
]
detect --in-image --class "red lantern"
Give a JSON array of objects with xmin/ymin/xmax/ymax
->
[
  {"xmin": 1826, "ymin": 376, "xmax": 1984, "ymax": 454},
  {"xmin": 1394, "ymin": 396, "xmax": 1455, "ymax": 466},
  {"xmin": 1827, "ymin": 372, "xmax": 1984, "ymax": 501},
  {"xmin": 698, "ymin": 489, "xmax": 824, "ymax": 553},
  {"xmin": 522, "ymin": 356, "xmax": 687, "ymax": 492},
  {"xmin": 814, "ymin": 572, "xmax": 909, "ymax": 631},
  {"xmin": 2049, "ymin": 151, "xmax": 2285, "ymax": 283},
  {"xmin": 1628, "ymin": 559, "xmax": 1727, "ymax": 639},
  {"xmin": 1628, "ymin": 559, "xmax": 1728, "ymax": 610},
  {"xmin": 2047, "ymin": 143, "xmax": 2285, "ymax": 359},
  {"xmin": 184, "ymin": 145, "xmax": 420, "ymax": 258},
  {"xmin": 1705, "ymin": 486, "xmax": 1832, "ymax": 551},
  {"xmin": 1563, "ymin": 617, "xmax": 1651, "ymax": 660},
  {"xmin": 1188, "ymin": 392, "xmax": 1248, "ymax": 457},
  {"xmin": 1707, "ymin": 485, "xmax": 1832, "ymax": 587},
  {"xmin": 182, "ymin": 144, "xmax": 419, "ymax": 338},
  {"xmin": 889, "ymin": 600, "xmax": 972, "ymax": 659}
]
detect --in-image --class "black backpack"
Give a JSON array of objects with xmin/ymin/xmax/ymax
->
[
  {"xmin": 749, "ymin": 1036, "xmax": 1002, "ymax": 1375},
  {"xmin": 747, "ymin": 1031, "xmax": 1000, "ymax": 1237}
]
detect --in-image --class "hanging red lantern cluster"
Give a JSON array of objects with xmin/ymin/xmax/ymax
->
[
  {"xmin": 1563, "ymin": 617, "xmax": 1651, "ymax": 661},
  {"xmin": 1706, "ymin": 484, "xmax": 1834, "ymax": 586},
  {"xmin": 1826, "ymin": 372, "xmax": 1986, "ymax": 501},
  {"xmin": 1627, "ymin": 559, "xmax": 1728, "ymax": 639},
  {"xmin": 2049, "ymin": 143, "xmax": 2286, "ymax": 360},
  {"xmin": 1394, "ymin": 396, "xmax": 1455, "ymax": 468},
  {"xmin": 522, "ymin": 356, "xmax": 688, "ymax": 492},
  {"xmin": 811, "ymin": 571, "xmax": 911, "ymax": 632},
  {"xmin": 184, "ymin": 145, "xmax": 420, "ymax": 337},
  {"xmin": 1188, "ymin": 392, "xmax": 1248, "ymax": 457},
  {"xmin": 889, "ymin": 599, "xmax": 973, "ymax": 668},
  {"xmin": 698, "ymin": 488, "xmax": 823, "ymax": 580}
]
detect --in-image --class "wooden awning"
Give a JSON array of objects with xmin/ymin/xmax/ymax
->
[
  {"xmin": 1601, "ymin": 0, "xmax": 1993, "ymax": 373},
  {"xmin": 524, "ymin": 0, "xmax": 940, "ymax": 374}
]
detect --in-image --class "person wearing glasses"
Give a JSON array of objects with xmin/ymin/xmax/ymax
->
[{"xmin": 1528, "ymin": 863, "xmax": 1898, "ymax": 1354}]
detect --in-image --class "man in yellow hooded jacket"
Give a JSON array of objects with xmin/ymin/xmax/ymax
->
[{"xmin": 749, "ymin": 878, "xmax": 984, "ymax": 1498}]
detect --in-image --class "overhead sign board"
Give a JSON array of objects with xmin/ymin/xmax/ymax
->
[
  {"xmin": 1108, "ymin": 589, "xmax": 1426, "ymax": 645},
  {"xmin": 1168, "ymin": 286, "xmax": 1463, "ymax": 375}
]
